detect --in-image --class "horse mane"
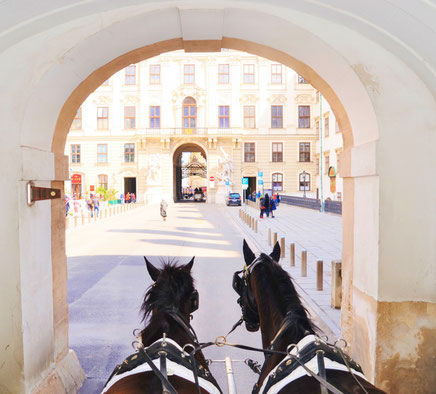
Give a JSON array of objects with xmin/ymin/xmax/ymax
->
[
  {"xmin": 255, "ymin": 253, "xmax": 317, "ymax": 335},
  {"xmin": 140, "ymin": 260, "xmax": 195, "ymax": 323}
]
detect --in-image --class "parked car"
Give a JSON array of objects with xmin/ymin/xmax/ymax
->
[{"xmin": 227, "ymin": 192, "xmax": 241, "ymax": 206}]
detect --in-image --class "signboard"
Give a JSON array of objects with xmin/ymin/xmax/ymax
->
[
  {"xmin": 90, "ymin": 185, "xmax": 95, "ymax": 192},
  {"xmin": 225, "ymin": 181, "xmax": 229, "ymax": 186},
  {"xmin": 328, "ymin": 166, "xmax": 336, "ymax": 178},
  {"xmin": 258, "ymin": 179, "xmax": 264, "ymax": 185},
  {"xmin": 242, "ymin": 177, "xmax": 249, "ymax": 190},
  {"xmin": 210, "ymin": 176, "xmax": 215, "ymax": 182},
  {"xmin": 71, "ymin": 174, "xmax": 82, "ymax": 184},
  {"xmin": 258, "ymin": 171, "xmax": 263, "ymax": 177},
  {"xmin": 209, "ymin": 176, "xmax": 215, "ymax": 189}
]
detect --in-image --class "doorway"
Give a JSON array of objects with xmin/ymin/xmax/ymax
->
[
  {"xmin": 124, "ymin": 177, "xmax": 137, "ymax": 195},
  {"xmin": 246, "ymin": 176, "xmax": 257, "ymax": 200}
]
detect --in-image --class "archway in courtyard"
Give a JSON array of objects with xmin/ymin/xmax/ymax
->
[
  {"xmin": 173, "ymin": 143, "xmax": 207, "ymax": 202},
  {"xmin": 2, "ymin": 4, "xmax": 435, "ymax": 394}
]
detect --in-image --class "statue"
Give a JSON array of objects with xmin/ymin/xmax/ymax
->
[
  {"xmin": 217, "ymin": 147, "xmax": 233, "ymax": 185},
  {"xmin": 144, "ymin": 154, "xmax": 161, "ymax": 185}
]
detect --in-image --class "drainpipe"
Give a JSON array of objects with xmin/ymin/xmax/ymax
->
[{"xmin": 319, "ymin": 93, "xmax": 324, "ymax": 212}]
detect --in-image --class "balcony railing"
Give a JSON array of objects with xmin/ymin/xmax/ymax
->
[{"xmin": 135, "ymin": 127, "xmax": 239, "ymax": 136}]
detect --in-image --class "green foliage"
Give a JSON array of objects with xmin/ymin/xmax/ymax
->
[{"xmin": 96, "ymin": 187, "xmax": 118, "ymax": 201}]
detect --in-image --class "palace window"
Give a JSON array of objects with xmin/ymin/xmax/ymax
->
[
  {"xmin": 124, "ymin": 106, "xmax": 136, "ymax": 129},
  {"xmin": 124, "ymin": 143, "xmax": 135, "ymax": 163},
  {"xmin": 71, "ymin": 107, "xmax": 82, "ymax": 130},
  {"xmin": 218, "ymin": 64, "xmax": 229, "ymax": 84},
  {"xmin": 183, "ymin": 97, "xmax": 196, "ymax": 129},
  {"xmin": 71, "ymin": 144, "xmax": 81, "ymax": 163},
  {"xmin": 299, "ymin": 142, "xmax": 310, "ymax": 162},
  {"xmin": 150, "ymin": 106, "xmax": 160, "ymax": 128},
  {"xmin": 97, "ymin": 107, "xmax": 109, "ymax": 130},
  {"xmin": 299, "ymin": 172, "xmax": 310, "ymax": 191},
  {"xmin": 243, "ymin": 64, "xmax": 255, "ymax": 84},
  {"xmin": 244, "ymin": 106, "xmax": 255, "ymax": 128},
  {"xmin": 98, "ymin": 174, "xmax": 108, "ymax": 190},
  {"xmin": 325, "ymin": 116, "xmax": 329, "ymax": 137},
  {"xmin": 219, "ymin": 106, "xmax": 230, "ymax": 128},
  {"xmin": 272, "ymin": 173, "xmax": 283, "ymax": 192},
  {"xmin": 271, "ymin": 105, "xmax": 283, "ymax": 128},
  {"xmin": 125, "ymin": 65, "xmax": 136, "ymax": 85},
  {"xmin": 150, "ymin": 65, "xmax": 160, "ymax": 84},
  {"xmin": 298, "ymin": 105, "xmax": 310, "ymax": 128},
  {"xmin": 184, "ymin": 64, "xmax": 195, "ymax": 84},
  {"xmin": 271, "ymin": 64, "xmax": 282, "ymax": 84},
  {"xmin": 272, "ymin": 142, "xmax": 283, "ymax": 162},
  {"xmin": 97, "ymin": 144, "xmax": 108, "ymax": 163},
  {"xmin": 325, "ymin": 154, "xmax": 330, "ymax": 174},
  {"xmin": 244, "ymin": 143, "xmax": 255, "ymax": 162}
]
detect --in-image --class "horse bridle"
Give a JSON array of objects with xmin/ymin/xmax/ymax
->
[{"xmin": 232, "ymin": 257, "xmax": 266, "ymax": 332}]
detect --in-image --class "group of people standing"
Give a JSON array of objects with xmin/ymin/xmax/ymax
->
[
  {"xmin": 121, "ymin": 192, "xmax": 136, "ymax": 204},
  {"xmin": 259, "ymin": 193, "xmax": 280, "ymax": 218},
  {"xmin": 65, "ymin": 193, "xmax": 101, "ymax": 218}
]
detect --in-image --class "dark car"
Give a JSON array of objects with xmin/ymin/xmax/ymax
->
[{"xmin": 227, "ymin": 192, "xmax": 241, "ymax": 206}]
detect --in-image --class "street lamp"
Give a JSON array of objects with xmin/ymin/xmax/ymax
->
[{"xmin": 302, "ymin": 170, "xmax": 307, "ymax": 198}]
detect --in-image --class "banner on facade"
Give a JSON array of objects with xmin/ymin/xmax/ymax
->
[{"xmin": 71, "ymin": 174, "xmax": 82, "ymax": 184}]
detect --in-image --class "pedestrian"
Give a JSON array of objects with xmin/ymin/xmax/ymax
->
[
  {"xmin": 65, "ymin": 195, "xmax": 70, "ymax": 217},
  {"xmin": 259, "ymin": 196, "xmax": 265, "ymax": 218},
  {"xmin": 92, "ymin": 194, "xmax": 100, "ymax": 218},
  {"xmin": 125, "ymin": 192, "xmax": 131, "ymax": 204},
  {"xmin": 131, "ymin": 192, "xmax": 136, "ymax": 203},
  {"xmin": 160, "ymin": 199, "xmax": 168, "ymax": 221},
  {"xmin": 276, "ymin": 193, "xmax": 280, "ymax": 206},
  {"xmin": 270, "ymin": 197, "xmax": 277, "ymax": 218},
  {"xmin": 87, "ymin": 195, "xmax": 94, "ymax": 217},
  {"xmin": 120, "ymin": 192, "xmax": 124, "ymax": 204},
  {"xmin": 264, "ymin": 193, "xmax": 270, "ymax": 218}
]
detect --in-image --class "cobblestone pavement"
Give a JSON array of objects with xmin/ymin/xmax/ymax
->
[{"xmin": 67, "ymin": 202, "xmax": 342, "ymax": 393}]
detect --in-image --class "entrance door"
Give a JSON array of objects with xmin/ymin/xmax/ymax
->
[
  {"xmin": 246, "ymin": 176, "xmax": 257, "ymax": 200},
  {"xmin": 124, "ymin": 177, "xmax": 137, "ymax": 195}
]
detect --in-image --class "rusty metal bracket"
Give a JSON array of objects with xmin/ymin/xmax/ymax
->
[{"xmin": 26, "ymin": 181, "xmax": 61, "ymax": 206}]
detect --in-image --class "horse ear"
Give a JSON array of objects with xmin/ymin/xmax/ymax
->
[
  {"xmin": 270, "ymin": 242, "xmax": 281, "ymax": 262},
  {"xmin": 243, "ymin": 239, "xmax": 256, "ymax": 265},
  {"xmin": 144, "ymin": 257, "xmax": 160, "ymax": 281},
  {"xmin": 184, "ymin": 257, "xmax": 195, "ymax": 272}
]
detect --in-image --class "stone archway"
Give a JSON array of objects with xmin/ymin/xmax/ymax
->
[
  {"xmin": 1, "ymin": 4, "xmax": 435, "ymax": 394},
  {"xmin": 172, "ymin": 143, "xmax": 208, "ymax": 202}
]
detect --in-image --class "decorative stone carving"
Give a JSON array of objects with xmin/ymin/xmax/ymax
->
[
  {"xmin": 295, "ymin": 94, "xmax": 316, "ymax": 104},
  {"xmin": 143, "ymin": 154, "xmax": 161, "ymax": 185},
  {"xmin": 267, "ymin": 94, "xmax": 287, "ymax": 104},
  {"xmin": 216, "ymin": 147, "xmax": 233, "ymax": 185},
  {"xmin": 93, "ymin": 95, "xmax": 112, "ymax": 105},
  {"xmin": 120, "ymin": 95, "xmax": 140, "ymax": 105},
  {"xmin": 171, "ymin": 86, "xmax": 205, "ymax": 105},
  {"xmin": 239, "ymin": 94, "xmax": 260, "ymax": 104}
]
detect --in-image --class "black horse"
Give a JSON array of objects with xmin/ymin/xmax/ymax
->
[
  {"xmin": 233, "ymin": 240, "xmax": 386, "ymax": 394},
  {"xmin": 103, "ymin": 257, "xmax": 222, "ymax": 394}
]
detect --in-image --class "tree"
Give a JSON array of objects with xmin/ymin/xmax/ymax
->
[{"xmin": 96, "ymin": 187, "xmax": 118, "ymax": 201}]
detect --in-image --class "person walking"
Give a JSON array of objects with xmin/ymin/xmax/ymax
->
[
  {"xmin": 92, "ymin": 194, "xmax": 100, "ymax": 218},
  {"xmin": 270, "ymin": 197, "xmax": 277, "ymax": 218},
  {"xmin": 259, "ymin": 196, "xmax": 265, "ymax": 218},
  {"xmin": 160, "ymin": 199, "xmax": 168, "ymax": 221},
  {"xmin": 131, "ymin": 192, "xmax": 136, "ymax": 203},
  {"xmin": 264, "ymin": 193, "xmax": 271, "ymax": 218},
  {"xmin": 125, "ymin": 192, "xmax": 131, "ymax": 204}
]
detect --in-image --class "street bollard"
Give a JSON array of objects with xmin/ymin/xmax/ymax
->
[
  {"xmin": 316, "ymin": 260, "xmax": 323, "ymax": 290},
  {"xmin": 331, "ymin": 261, "xmax": 342, "ymax": 309},
  {"xmin": 81, "ymin": 214, "xmax": 85, "ymax": 225},
  {"xmin": 268, "ymin": 228, "xmax": 271, "ymax": 245},
  {"xmin": 101, "ymin": 209, "xmax": 105, "ymax": 220},
  {"xmin": 290, "ymin": 243, "xmax": 295, "ymax": 266},
  {"xmin": 254, "ymin": 220, "xmax": 258, "ymax": 233},
  {"xmin": 272, "ymin": 232, "xmax": 277, "ymax": 247},
  {"xmin": 280, "ymin": 237, "xmax": 285, "ymax": 259},
  {"xmin": 74, "ymin": 216, "xmax": 78, "ymax": 227},
  {"xmin": 239, "ymin": 209, "xmax": 241, "ymax": 218},
  {"xmin": 301, "ymin": 250, "xmax": 307, "ymax": 277},
  {"xmin": 65, "ymin": 217, "xmax": 69, "ymax": 230},
  {"xmin": 251, "ymin": 217, "xmax": 254, "ymax": 229},
  {"xmin": 88, "ymin": 213, "xmax": 91, "ymax": 223}
]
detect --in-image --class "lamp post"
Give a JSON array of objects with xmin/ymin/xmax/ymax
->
[{"xmin": 302, "ymin": 170, "xmax": 307, "ymax": 198}]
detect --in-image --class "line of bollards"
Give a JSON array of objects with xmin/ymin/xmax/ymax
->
[
  {"xmin": 238, "ymin": 208, "xmax": 342, "ymax": 309},
  {"xmin": 66, "ymin": 203, "xmax": 143, "ymax": 229}
]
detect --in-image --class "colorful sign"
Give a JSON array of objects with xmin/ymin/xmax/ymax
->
[
  {"xmin": 258, "ymin": 171, "xmax": 263, "ymax": 177},
  {"xmin": 242, "ymin": 177, "xmax": 249, "ymax": 189},
  {"xmin": 210, "ymin": 176, "xmax": 214, "ymax": 182},
  {"xmin": 90, "ymin": 185, "xmax": 95, "ymax": 192},
  {"xmin": 258, "ymin": 179, "xmax": 264, "ymax": 185},
  {"xmin": 71, "ymin": 174, "xmax": 82, "ymax": 184},
  {"xmin": 330, "ymin": 176, "xmax": 336, "ymax": 193},
  {"xmin": 328, "ymin": 166, "xmax": 336, "ymax": 178}
]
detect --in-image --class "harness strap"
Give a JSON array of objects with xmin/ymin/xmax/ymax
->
[
  {"xmin": 159, "ymin": 351, "xmax": 171, "ymax": 394},
  {"xmin": 138, "ymin": 345, "xmax": 178, "ymax": 394},
  {"xmin": 316, "ymin": 350, "xmax": 328, "ymax": 394}
]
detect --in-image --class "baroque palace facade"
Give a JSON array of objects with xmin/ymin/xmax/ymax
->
[{"xmin": 66, "ymin": 49, "xmax": 342, "ymax": 204}]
